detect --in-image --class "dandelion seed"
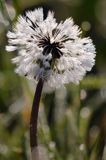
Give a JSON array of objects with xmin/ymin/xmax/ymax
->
[{"xmin": 6, "ymin": 8, "xmax": 96, "ymax": 89}]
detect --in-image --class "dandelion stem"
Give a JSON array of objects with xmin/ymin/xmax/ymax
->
[{"xmin": 30, "ymin": 78, "xmax": 44, "ymax": 150}]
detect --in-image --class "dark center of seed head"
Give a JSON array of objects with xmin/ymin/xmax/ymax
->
[{"xmin": 39, "ymin": 37, "xmax": 63, "ymax": 59}]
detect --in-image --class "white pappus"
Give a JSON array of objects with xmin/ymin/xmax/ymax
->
[{"xmin": 6, "ymin": 8, "xmax": 96, "ymax": 89}]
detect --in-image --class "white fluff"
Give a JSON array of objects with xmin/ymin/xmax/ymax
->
[{"xmin": 6, "ymin": 8, "xmax": 96, "ymax": 89}]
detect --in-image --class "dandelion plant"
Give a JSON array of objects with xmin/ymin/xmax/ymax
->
[{"xmin": 6, "ymin": 8, "xmax": 96, "ymax": 160}]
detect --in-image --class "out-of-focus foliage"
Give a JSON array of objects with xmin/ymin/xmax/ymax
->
[{"xmin": 0, "ymin": 0, "xmax": 106, "ymax": 160}]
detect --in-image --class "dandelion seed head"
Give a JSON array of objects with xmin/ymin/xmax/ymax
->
[{"xmin": 6, "ymin": 8, "xmax": 96, "ymax": 89}]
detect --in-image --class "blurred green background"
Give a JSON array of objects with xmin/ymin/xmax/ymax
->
[{"xmin": 0, "ymin": 0, "xmax": 106, "ymax": 160}]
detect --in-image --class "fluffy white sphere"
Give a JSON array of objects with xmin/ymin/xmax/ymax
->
[{"xmin": 6, "ymin": 8, "xmax": 96, "ymax": 89}]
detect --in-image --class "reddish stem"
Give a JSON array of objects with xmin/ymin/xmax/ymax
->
[{"xmin": 30, "ymin": 78, "xmax": 44, "ymax": 150}]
